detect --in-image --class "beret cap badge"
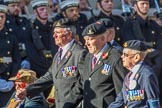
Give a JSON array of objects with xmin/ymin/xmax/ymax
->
[
  {"xmin": 55, "ymin": 22, "xmax": 61, "ymax": 27},
  {"xmin": 87, "ymin": 29, "xmax": 94, "ymax": 35},
  {"xmin": 123, "ymin": 42, "xmax": 128, "ymax": 48}
]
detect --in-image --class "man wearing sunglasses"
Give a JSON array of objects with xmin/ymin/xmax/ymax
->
[{"xmin": 7, "ymin": 69, "xmax": 48, "ymax": 108}]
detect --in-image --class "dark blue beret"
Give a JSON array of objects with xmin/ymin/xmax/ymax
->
[
  {"xmin": 123, "ymin": 40, "xmax": 147, "ymax": 51},
  {"xmin": 98, "ymin": 18, "xmax": 114, "ymax": 29},
  {"xmin": 82, "ymin": 22, "xmax": 106, "ymax": 37}
]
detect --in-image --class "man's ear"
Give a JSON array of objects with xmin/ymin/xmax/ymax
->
[
  {"xmin": 62, "ymin": 11, "xmax": 66, "ymax": 17},
  {"xmin": 134, "ymin": 53, "xmax": 141, "ymax": 63},
  {"xmin": 33, "ymin": 9, "xmax": 37, "ymax": 16},
  {"xmin": 67, "ymin": 31, "xmax": 73, "ymax": 40}
]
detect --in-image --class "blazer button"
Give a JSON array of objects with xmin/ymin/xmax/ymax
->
[
  {"xmin": 7, "ymin": 72, "xmax": 10, "ymax": 75},
  {"xmin": 89, "ymin": 78, "xmax": 91, "ymax": 81}
]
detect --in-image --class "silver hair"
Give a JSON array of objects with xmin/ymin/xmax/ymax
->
[{"xmin": 124, "ymin": 48, "xmax": 148, "ymax": 59}]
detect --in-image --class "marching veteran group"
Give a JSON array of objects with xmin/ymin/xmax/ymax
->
[{"xmin": 0, "ymin": 0, "xmax": 161, "ymax": 108}]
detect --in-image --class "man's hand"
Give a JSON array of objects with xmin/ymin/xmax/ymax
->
[
  {"xmin": 7, "ymin": 99, "xmax": 21, "ymax": 108},
  {"xmin": 16, "ymin": 89, "xmax": 27, "ymax": 100}
]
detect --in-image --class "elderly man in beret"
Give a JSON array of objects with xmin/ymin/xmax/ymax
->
[
  {"xmin": 16, "ymin": 18, "xmax": 87, "ymax": 108},
  {"xmin": 68, "ymin": 22, "xmax": 128, "ymax": 108},
  {"xmin": 7, "ymin": 69, "xmax": 48, "ymax": 108},
  {"xmin": 108, "ymin": 40, "xmax": 160, "ymax": 108}
]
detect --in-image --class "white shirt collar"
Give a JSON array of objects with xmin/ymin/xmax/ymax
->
[
  {"xmin": 110, "ymin": 40, "xmax": 114, "ymax": 45},
  {"xmin": 60, "ymin": 39, "xmax": 74, "ymax": 59},
  {"xmin": 94, "ymin": 43, "xmax": 109, "ymax": 63},
  {"xmin": 130, "ymin": 61, "xmax": 143, "ymax": 80}
]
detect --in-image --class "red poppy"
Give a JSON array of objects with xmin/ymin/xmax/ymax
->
[
  {"xmin": 16, "ymin": 73, "xmax": 21, "ymax": 78},
  {"xmin": 47, "ymin": 98, "xmax": 55, "ymax": 103},
  {"xmin": 102, "ymin": 52, "xmax": 108, "ymax": 59}
]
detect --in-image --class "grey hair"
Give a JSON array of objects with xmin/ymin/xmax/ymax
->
[
  {"xmin": 125, "ymin": 48, "xmax": 148, "ymax": 59},
  {"xmin": 65, "ymin": 26, "xmax": 76, "ymax": 37}
]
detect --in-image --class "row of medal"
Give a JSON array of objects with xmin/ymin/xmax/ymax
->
[
  {"xmin": 125, "ymin": 89, "xmax": 144, "ymax": 101},
  {"xmin": 61, "ymin": 66, "xmax": 76, "ymax": 77},
  {"xmin": 101, "ymin": 64, "xmax": 111, "ymax": 75}
]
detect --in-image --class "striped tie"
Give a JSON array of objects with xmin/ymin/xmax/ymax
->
[{"xmin": 92, "ymin": 56, "xmax": 97, "ymax": 70}]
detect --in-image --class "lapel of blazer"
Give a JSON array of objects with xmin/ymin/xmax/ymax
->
[
  {"xmin": 89, "ymin": 44, "xmax": 112, "ymax": 77},
  {"xmin": 53, "ymin": 53, "xmax": 59, "ymax": 77},
  {"xmin": 87, "ymin": 54, "xmax": 93, "ymax": 75},
  {"xmin": 55, "ymin": 42, "xmax": 76, "ymax": 77}
]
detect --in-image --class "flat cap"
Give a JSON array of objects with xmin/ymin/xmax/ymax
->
[
  {"xmin": 82, "ymin": 22, "xmax": 106, "ymax": 37},
  {"xmin": 60, "ymin": 0, "xmax": 79, "ymax": 11},
  {"xmin": 0, "ymin": 4, "xmax": 8, "ymax": 13},
  {"xmin": 123, "ymin": 40, "xmax": 147, "ymax": 51},
  {"xmin": 4, "ymin": 0, "xmax": 20, "ymax": 4},
  {"xmin": 31, "ymin": 0, "xmax": 48, "ymax": 9},
  {"xmin": 98, "ymin": 18, "xmax": 114, "ymax": 29},
  {"xmin": 9, "ymin": 69, "xmax": 37, "ymax": 83}
]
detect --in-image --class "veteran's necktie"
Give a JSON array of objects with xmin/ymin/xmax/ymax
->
[
  {"xmin": 91, "ymin": 56, "xmax": 97, "ymax": 70},
  {"xmin": 57, "ymin": 48, "xmax": 63, "ymax": 64},
  {"xmin": 125, "ymin": 72, "xmax": 132, "ymax": 89}
]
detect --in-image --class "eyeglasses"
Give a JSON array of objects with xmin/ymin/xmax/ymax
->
[
  {"xmin": 15, "ymin": 82, "xmax": 27, "ymax": 89},
  {"xmin": 122, "ymin": 52, "xmax": 136, "ymax": 58}
]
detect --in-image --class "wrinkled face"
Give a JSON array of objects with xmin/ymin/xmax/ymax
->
[
  {"xmin": 134, "ymin": 1, "xmax": 149, "ymax": 15},
  {"xmin": 0, "ymin": 12, "xmax": 6, "ymax": 30},
  {"xmin": 15, "ymin": 81, "xmax": 27, "ymax": 91},
  {"xmin": 8, "ymin": 3, "xmax": 21, "ymax": 16},
  {"xmin": 53, "ymin": 27, "xmax": 72, "ymax": 47},
  {"xmin": 121, "ymin": 48, "xmax": 136, "ymax": 70},
  {"xmin": 64, "ymin": 7, "xmax": 80, "ymax": 21},
  {"xmin": 84, "ymin": 34, "xmax": 105, "ymax": 54},
  {"xmin": 34, "ymin": 6, "xmax": 48, "ymax": 19},
  {"xmin": 100, "ymin": 0, "xmax": 113, "ymax": 13}
]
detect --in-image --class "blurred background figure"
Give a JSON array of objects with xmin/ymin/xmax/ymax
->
[
  {"xmin": 54, "ymin": 0, "xmax": 88, "ymax": 45},
  {"xmin": 48, "ymin": 0, "xmax": 59, "ymax": 14},
  {"xmin": 19, "ymin": 0, "xmax": 30, "ymax": 15},
  {"xmin": 4, "ymin": 0, "xmax": 31, "ymax": 69},
  {"xmin": 25, "ymin": 0, "xmax": 56, "ymax": 78},
  {"xmin": 0, "ymin": 4, "xmax": 21, "ymax": 107},
  {"xmin": 79, "ymin": 0, "xmax": 89, "ymax": 11},
  {"xmin": 90, "ymin": 0, "xmax": 124, "ymax": 45}
]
